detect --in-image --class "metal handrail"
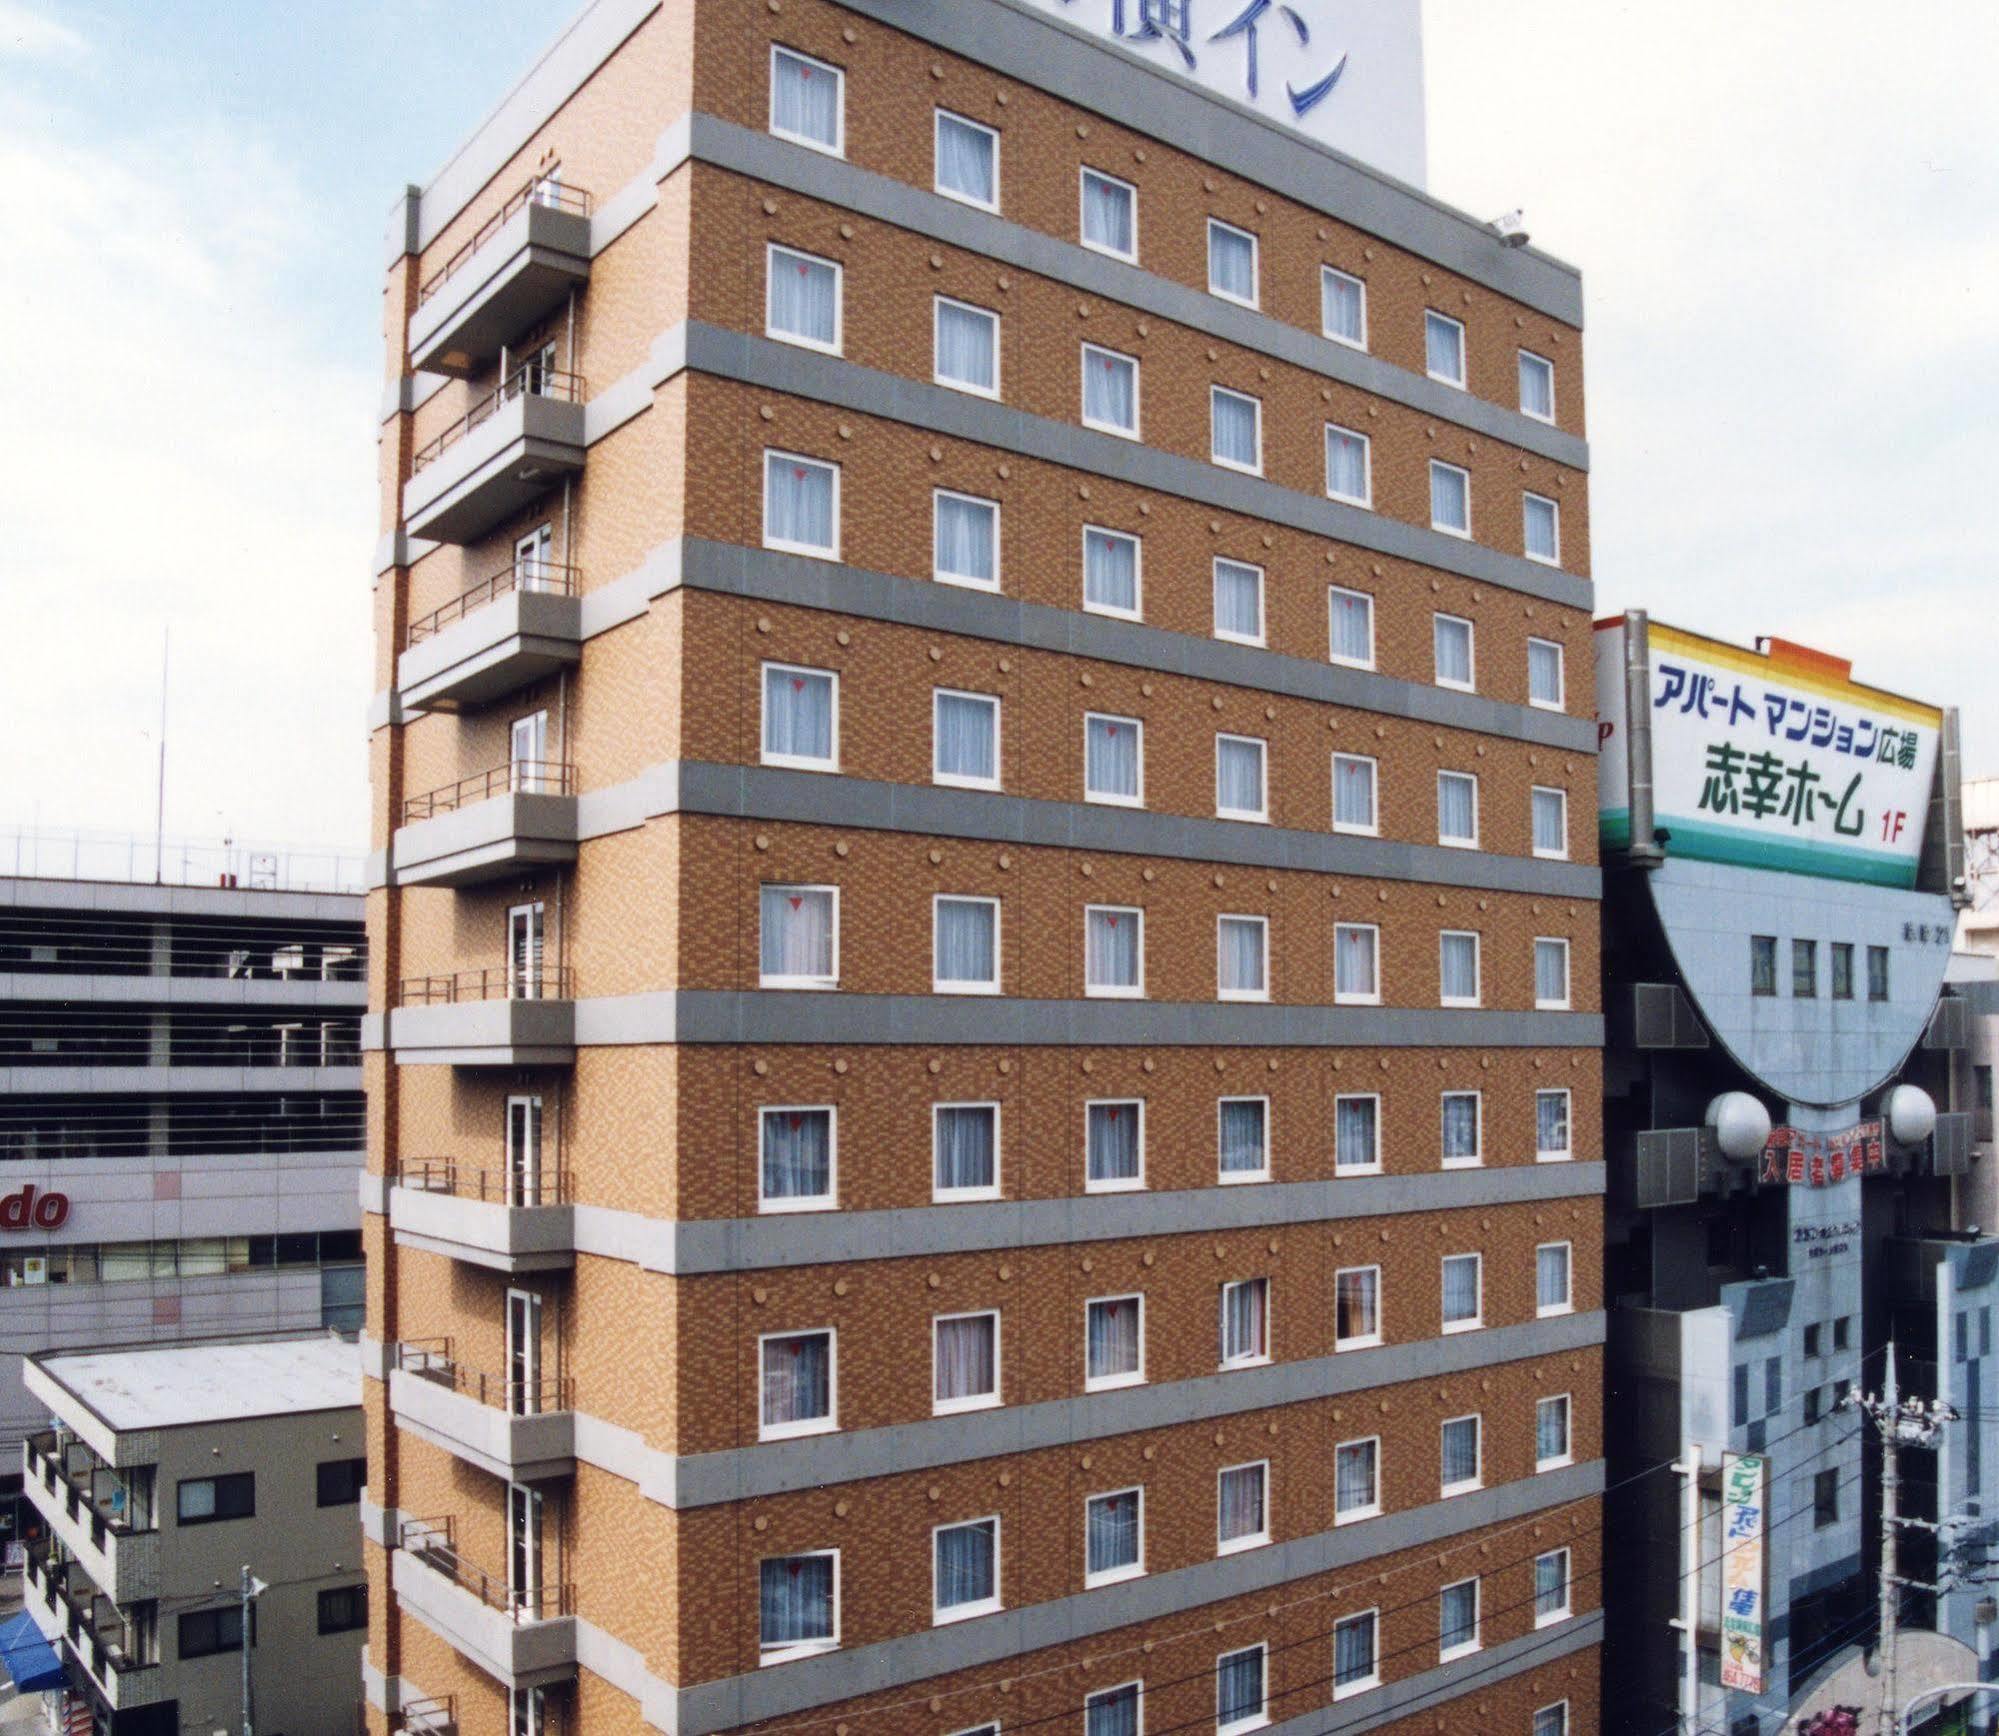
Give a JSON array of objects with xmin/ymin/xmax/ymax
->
[
  {"xmin": 396, "ymin": 1159, "xmax": 571, "ymax": 1207},
  {"xmin": 411, "ymin": 364, "xmax": 584, "ymax": 475},
  {"xmin": 394, "ymin": 964, "xmax": 573, "ymax": 1007},
  {"xmin": 399, "ymin": 1515, "xmax": 575, "ymax": 1621},
  {"xmin": 395, "ymin": 1696, "xmax": 458, "ymax": 1736},
  {"xmin": 404, "ymin": 560, "xmax": 580, "ymax": 648},
  {"xmin": 417, "ymin": 176, "xmax": 593, "ymax": 307},
  {"xmin": 400, "ymin": 760, "xmax": 575, "ymax": 824},
  {"xmin": 396, "ymin": 1338, "xmax": 573, "ymax": 1414},
  {"xmin": 25, "ymin": 1432, "xmax": 155, "ymax": 1538}
]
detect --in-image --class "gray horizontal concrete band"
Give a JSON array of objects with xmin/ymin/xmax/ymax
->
[
  {"xmin": 0, "ymin": 876, "xmax": 361, "ymax": 922},
  {"xmin": 676, "ymin": 321, "xmax": 1594, "ymax": 611},
  {"xmin": 685, "ymin": 115, "xmax": 1588, "ymax": 471},
  {"xmin": 0, "ymin": 972, "xmax": 366, "ymax": 1010},
  {"xmin": 0, "ymin": 1064, "xmax": 362, "ymax": 1096}
]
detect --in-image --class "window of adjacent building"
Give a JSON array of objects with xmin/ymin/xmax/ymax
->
[
  {"xmin": 178, "ymin": 1472, "xmax": 254, "ymax": 1525},
  {"xmin": 759, "ymin": 1106, "xmax": 835, "ymax": 1211},
  {"xmin": 1537, "ymin": 1242, "xmax": 1573, "ymax": 1316},
  {"xmin": 1325, "ymin": 424, "xmax": 1372, "ymax": 507},
  {"xmin": 1213, "ymin": 558, "xmax": 1265, "ymax": 646},
  {"xmin": 1430, "ymin": 460, "xmax": 1472, "ymax": 538},
  {"xmin": 1831, "ymin": 941, "xmax": 1855, "ymax": 1000},
  {"xmin": 1335, "ymin": 1094, "xmax": 1381, "ymax": 1174},
  {"xmin": 1333, "ymin": 753, "xmax": 1379, "ymax": 836},
  {"xmin": 1442, "ymin": 1253, "xmax": 1482, "ymax": 1333},
  {"xmin": 1532, "ymin": 786, "xmax": 1569, "ymax": 859},
  {"xmin": 1524, "ymin": 493, "xmax": 1561, "ymax": 565},
  {"xmin": 1439, "ymin": 1577, "xmax": 1480, "ymax": 1661},
  {"xmin": 1082, "ymin": 343, "xmax": 1140, "ymax": 436},
  {"xmin": 1334, "ymin": 1438, "xmax": 1380, "ymax": 1522},
  {"xmin": 1537, "ymin": 1393, "xmax": 1573, "ymax": 1469},
  {"xmin": 1217, "ymin": 735, "xmax": 1269, "ymax": 822},
  {"xmin": 1334, "ymin": 922, "xmax": 1380, "ymax": 1005},
  {"xmin": 1440, "ymin": 931, "xmax": 1481, "ymax": 1008},
  {"xmin": 1087, "ymin": 1101, "xmax": 1144, "ymax": 1192},
  {"xmin": 935, "ymin": 1103, "xmax": 1000, "ymax": 1201},
  {"xmin": 1805, "ymin": 1323, "xmax": 1823, "ymax": 1358},
  {"xmin": 1217, "ymin": 916, "xmax": 1269, "ymax": 1002},
  {"xmin": 1217, "ymin": 1644, "xmax": 1268, "ymax": 1736},
  {"xmin": 1425, "ymin": 310, "xmax": 1467, "ymax": 387},
  {"xmin": 318, "ymin": 1583, "xmax": 368, "ymax": 1636},
  {"xmin": 759, "ymin": 885, "xmax": 837, "ymax": 988},
  {"xmin": 1217, "ymin": 1461, "xmax": 1270, "ymax": 1553},
  {"xmin": 934, "ymin": 1517, "xmax": 1000, "ymax": 1623},
  {"xmin": 934, "ymin": 489, "xmax": 1000, "ymax": 589},
  {"xmin": 1814, "ymin": 1468, "xmax": 1840, "ymax": 1528},
  {"xmin": 1329, "ymin": 586, "xmax": 1376, "ymax": 668},
  {"xmin": 1080, "ymin": 167, "xmax": 1137, "ymax": 260},
  {"xmin": 763, "ymin": 450, "xmax": 839, "ymax": 557},
  {"xmin": 765, "ymin": 245, "xmax": 841, "ymax": 353},
  {"xmin": 934, "ymin": 1310, "xmax": 1001, "ymax": 1414},
  {"xmin": 1322, "ymin": 267, "xmax": 1367, "ymax": 349},
  {"xmin": 1869, "ymin": 944, "xmax": 1891, "ymax": 1002},
  {"xmin": 760, "ymin": 1328, "xmax": 835, "ymax": 1439},
  {"xmin": 1835, "ymin": 1315, "xmax": 1852, "ymax": 1351},
  {"xmin": 1333, "ymin": 1608, "xmax": 1380, "ymax": 1696},
  {"xmin": 934, "ymin": 895, "xmax": 1000, "ymax": 995},
  {"xmin": 935, "ymin": 109, "xmax": 999, "ymax": 209},
  {"xmin": 1087, "ymin": 1684, "xmax": 1142, "ymax": 1736},
  {"xmin": 1083, "ymin": 525, "xmax": 1143, "ymax": 618},
  {"xmin": 1533, "ymin": 1548, "xmax": 1572, "ymax": 1625},
  {"xmin": 1211, "ymin": 387, "xmax": 1263, "ymax": 473},
  {"xmin": 759, "ymin": 1551, "xmax": 839, "ymax": 1663},
  {"xmin": 1535, "ymin": 1704, "xmax": 1570, "ymax": 1736},
  {"xmin": 1085, "ymin": 1487, "xmax": 1144, "ymax": 1585},
  {"xmin": 1434, "ymin": 613, "xmax": 1475, "ymax": 690},
  {"xmin": 1218, "ymin": 1096, "xmax": 1270, "ymax": 1183},
  {"xmin": 1536, "ymin": 937, "xmax": 1572, "ymax": 1009},
  {"xmin": 1442, "ymin": 1091, "xmax": 1482, "ymax": 1168},
  {"xmin": 769, "ymin": 45, "xmax": 843, "ymax": 155},
  {"xmin": 1980, "ymin": 1067, "xmax": 1995, "ymax": 1113},
  {"xmin": 1793, "ymin": 938, "xmax": 1818, "ymax": 998},
  {"xmin": 1751, "ymin": 934, "xmax": 1778, "ymax": 997},
  {"xmin": 1441, "ymin": 1413, "xmax": 1482, "ymax": 1496},
  {"xmin": 1528, "ymin": 637, "xmax": 1566, "ymax": 709},
  {"xmin": 1766, "ymin": 1356, "xmax": 1783, "ymax": 1413},
  {"xmin": 1086, "ymin": 905, "xmax": 1144, "ymax": 998},
  {"xmin": 1086, "ymin": 1293, "xmax": 1144, "ymax": 1389},
  {"xmin": 1334, "ymin": 1266, "xmax": 1381, "ymax": 1350},
  {"xmin": 1207, "ymin": 218, "xmax": 1259, "ymax": 306},
  {"xmin": 315, "ymin": 1457, "xmax": 366, "ymax": 1507},
  {"xmin": 1519, "ymin": 350, "xmax": 1556, "ymax": 422},
  {"xmin": 180, "ymin": 1604, "xmax": 248, "ymax": 1659},
  {"xmin": 1437, "ymin": 771, "xmax": 1479, "ymax": 848},
  {"xmin": 934, "ymin": 688, "xmax": 1000, "ymax": 790},
  {"xmin": 762, "ymin": 663, "xmax": 838, "ymax": 772},
  {"xmin": 1537, "ymin": 1089, "xmax": 1573, "ymax": 1162},
  {"xmin": 935, "ymin": 296, "xmax": 1000, "ymax": 397},
  {"xmin": 1085, "ymin": 712, "xmax": 1143, "ymax": 806},
  {"xmin": 1802, "ymin": 1385, "xmax": 1824, "ymax": 1425},
  {"xmin": 1220, "ymin": 1277, "xmax": 1271, "ymax": 1369}
]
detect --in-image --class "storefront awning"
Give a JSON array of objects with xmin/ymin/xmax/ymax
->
[{"xmin": 0, "ymin": 1608, "xmax": 66, "ymax": 1692}]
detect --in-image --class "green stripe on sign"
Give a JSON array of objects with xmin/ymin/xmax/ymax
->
[
  {"xmin": 1651, "ymin": 818, "xmax": 1918, "ymax": 887},
  {"xmin": 1599, "ymin": 810, "xmax": 1631, "ymax": 848}
]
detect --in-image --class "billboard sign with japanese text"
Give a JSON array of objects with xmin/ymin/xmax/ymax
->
[
  {"xmin": 1719, "ymin": 1453, "xmax": 1768, "ymax": 1694},
  {"xmin": 1596, "ymin": 619, "xmax": 1941, "ymax": 888}
]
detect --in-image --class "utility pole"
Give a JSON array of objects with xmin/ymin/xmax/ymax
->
[{"xmin": 240, "ymin": 1564, "xmax": 268, "ymax": 1736}]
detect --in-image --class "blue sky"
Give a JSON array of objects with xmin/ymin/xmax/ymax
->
[{"xmin": 4, "ymin": 0, "xmax": 1995, "ymax": 857}]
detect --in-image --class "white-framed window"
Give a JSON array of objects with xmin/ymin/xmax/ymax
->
[
  {"xmin": 1219, "ymin": 1277, "xmax": 1270, "ymax": 1369},
  {"xmin": 1333, "ymin": 1437, "xmax": 1380, "ymax": 1522},
  {"xmin": 763, "ymin": 450, "xmax": 839, "ymax": 557},
  {"xmin": 1429, "ymin": 460, "xmax": 1471, "ymax": 538},
  {"xmin": 761, "ymin": 663, "xmax": 838, "ymax": 772},
  {"xmin": 769, "ymin": 45, "xmax": 843, "ymax": 156},
  {"xmin": 1216, "ymin": 734, "xmax": 1268, "ymax": 822},
  {"xmin": 934, "ymin": 895, "xmax": 1000, "ymax": 995},
  {"xmin": 1433, "ymin": 613, "xmax": 1475, "ymax": 690},
  {"xmin": 1425, "ymin": 309, "xmax": 1466, "ymax": 387},
  {"xmin": 1531, "ymin": 786, "xmax": 1569, "ymax": 859},
  {"xmin": 1211, "ymin": 386, "xmax": 1262, "ymax": 473},
  {"xmin": 1437, "ymin": 771, "xmax": 1479, "ymax": 848},
  {"xmin": 1207, "ymin": 218, "xmax": 1259, "ymax": 307},
  {"xmin": 1085, "ymin": 711, "xmax": 1144, "ymax": 806},
  {"xmin": 1328, "ymin": 586, "xmax": 1376, "ymax": 668},
  {"xmin": 934, "ymin": 1310, "xmax": 1001, "ymax": 1414},
  {"xmin": 934, "ymin": 1102, "xmax": 1000, "ymax": 1201},
  {"xmin": 1217, "ymin": 1461, "xmax": 1269, "ymax": 1554},
  {"xmin": 1213, "ymin": 558, "xmax": 1265, "ymax": 646},
  {"xmin": 1324, "ymin": 424, "xmax": 1371, "ymax": 507},
  {"xmin": 1441, "ymin": 1253, "xmax": 1482, "ymax": 1334},
  {"xmin": 1537, "ymin": 1241, "xmax": 1573, "ymax": 1317},
  {"xmin": 1440, "ymin": 1413, "xmax": 1482, "ymax": 1496},
  {"xmin": 1085, "ymin": 1487, "xmax": 1144, "ymax": 1585},
  {"xmin": 1321, "ymin": 266, "xmax": 1367, "ymax": 348},
  {"xmin": 934, "ymin": 489, "xmax": 1000, "ymax": 590},
  {"xmin": 1439, "ymin": 930, "xmax": 1481, "ymax": 1007},
  {"xmin": 1086, "ymin": 1100, "xmax": 1145, "ymax": 1193},
  {"xmin": 1536, "ymin": 937, "xmax": 1572, "ymax": 1009},
  {"xmin": 1524, "ymin": 492, "xmax": 1560, "ymax": 565},
  {"xmin": 1332, "ymin": 753, "xmax": 1378, "ymax": 836},
  {"xmin": 1534, "ymin": 1703, "xmax": 1570, "ymax": 1736},
  {"xmin": 758, "ymin": 1549, "xmax": 838, "ymax": 1663},
  {"xmin": 935, "ymin": 296, "xmax": 1000, "ymax": 397},
  {"xmin": 1083, "ymin": 525, "xmax": 1142, "ymax": 619},
  {"xmin": 933, "ymin": 1515, "xmax": 1001, "ymax": 1623},
  {"xmin": 935, "ymin": 108, "xmax": 999, "ymax": 210},
  {"xmin": 1334, "ymin": 1094, "xmax": 1380, "ymax": 1175},
  {"xmin": 934, "ymin": 689, "xmax": 1001, "ymax": 790},
  {"xmin": 1441, "ymin": 1091, "xmax": 1482, "ymax": 1169},
  {"xmin": 759, "ymin": 885, "xmax": 837, "ymax": 988},
  {"xmin": 1216, "ymin": 1643, "xmax": 1268, "ymax": 1736},
  {"xmin": 759, "ymin": 1106, "xmax": 836, "ymax": 1213},
  {"xmin": 1086, "ymin": 905, "xmax": 1144, "ymax": 998},
  {"xmin": 1218, "ymin": 1096, "xmax": 1270, "ymax": 1183},
  {"xmin": 1082, "ymin": 343, "xmax": 1140, "ymax": 437},
  {"xmin": 1528, "ymin": 637, "xmax": 1566, "ymax": 709},
  {"xmin": 1334, "ymin": 923, "xmax": 1379, "ymax": 1005},
  {"xmin": 1536, "ymin": 1393, "xmax": 1573, "ymax": 1470},
  {"xmin": 1087, "ymin": 1682, "xmax": 1143, "ymax": 1736},
  {"xmin": 759, "ymin": 1328, "xmax": 835, "ymax": 1441},
  {"xmin": 1079, "ymin": 167, "xmax": 1137, "ymax": 260},
  {"xmin": 765, "ymin": 244, "xmax": 841, "ymax": 353},
  {"xmin": 1519, "ymin": 350, "xmax": 1555, "ymax": 422},
  {"xmin": 1332, "ymin": 1608, "xmax": 1380, "ymax": 1697},
  {"xmin": 1534, "ymin": 1548, "xmax": 1572, "ymax": 1626},
  {"xmin": 1536, "ymin": 1089, "xmax": 1573, "ymax": 1163},
  {"xmin": 1217, "ymin": 915, "xmax": 1269, "ymax": 1003},
  {"xmin": 1439, "ymin": 1577, "xmax": 1480, "ymax": 1661},
  {"xmin": 1334, "ymin": 1266, "xmax": 1381, "ymax": 1351},
  {"xmin": 1085, "ymin": 1292, "xmax": 1145, "ymax": 1389}
]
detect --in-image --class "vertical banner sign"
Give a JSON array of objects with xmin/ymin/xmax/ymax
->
[{"xmin": 1719, "ymin": 1453, "xmax": 1768, "ymax": 1694}]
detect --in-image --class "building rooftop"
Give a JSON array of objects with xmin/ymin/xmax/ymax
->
[{"xmin": 37, "ymin": 1336, "xmax": 359, "ymax": 1432}]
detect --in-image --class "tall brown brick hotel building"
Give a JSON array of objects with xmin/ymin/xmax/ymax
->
[{"xmin": 359, "ymin": 7, "xmax": 1605, "ymax": 1736}]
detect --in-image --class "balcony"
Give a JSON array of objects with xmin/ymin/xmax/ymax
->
[
  {"xmin": 389, "ymin": 1160, "xmax": 575, "ymax": 1274},
  {"xmin": 393, "ymin": 1517, "xmax": 576, "ymax": 1689},
  {"xmin": 383, "ymin": 966, "xmax": 575, "ymax": 1068},
  {"xmin": 398, "ymin": 561, "xmax": 583, "ymax": 712},
  {"xmin": 388, "ymin": 1341, "xmax": 575, "ymax": 1481},
  {"xmin": 404, "ymin": 367, "xmax": 585, "ymax": 546},
  {"xmin": 22, "ymin": 1542, "xmax": 164, "ymax": 1712},
  {"xmin": 21, "ymin": 1434, "xmax": 158, "ymax": 1605},
  {"xmin": 410, "ymin": 180, "xmax": 593, "ymax": 379},
  {"xmin": 394, "ymin": 1697, "xmax": 461, "ymax": 1736},
  {"xmin": 393, "ymin": 762, "xmax": 578, "ymax": 888}
]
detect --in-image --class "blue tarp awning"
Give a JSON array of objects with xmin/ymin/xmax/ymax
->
[{"xmin": 0, "ymin": 1607, "xmax": 66, "ymax": 1692}]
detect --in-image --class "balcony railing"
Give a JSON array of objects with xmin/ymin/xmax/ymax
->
[
  {"xmin": 411, "ymin": 366, "xmax": 585, "ymax": 476},
  {"xmin": 418, "ymin": 178, "xmax": 594, "ymax": 308},
  {"xmin": 25, "ymin": 1432, "xmax": 156, "ymax": 1543},
  {"xmin": 24, "ymin": 1541, "xmax": 155, "ymax": 1683},
  {"xmin": 400, "ymin": 761, "xmax": 575, "ymax": 825},
  {"xmin": 395, "ymin": 964, "xmax": 573, "ymax": 1008},
  {"xmin": 397, "ymin": 1339, "xmax": 572, "ymax": 1416},
  {"xmin": 396, "ymin": 1159, "xmax": 572, "ymax": 1208},
  {"xmin": 399, "ymin": 1515, "xmax": 574, "ymax": 1623},
  {"xmin": 404, "ymin": 561, "xmax": 581, "ymax": 648},
  {"xmin": 395, "ymin": 1697, "xmax": 459, "ymax": 1736}
]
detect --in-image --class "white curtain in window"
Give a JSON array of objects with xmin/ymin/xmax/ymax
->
[
  {"xmin": 760, "ymin": 887, "xmax": 833, "ymax": 980},
  {"xmin": 1335, "ymin": 1270, "xmax": 1377, "ymax": 1342},
  {"xmin": 1538, "ymin": 1397, "xmax": 1569, "ymax": 1462},
  {"xmin": 1209, "ymin": 225, "xmax": 1256, "ymax": 300},
  {"xmin": 1520, "ymin": 353, "xmax": 1554, "ymax": 418},
  {"xmin": 1525, "ymin": 495, "xmax": 1559, "ymax": 561},
  {"xmin": 769, "ymin": 250, "xmax": 837, "ymax": 346},
  {"xmin": 1442, "ymin": 1416, "xmax": 1479, "ymax": 1486},
  {"xmin": 1088, "ymin": 1687, "xmax": 1139, "ymax": 1736},
  {"xmin": 771, "ymin": 51, "xmax": 839, "ymax": 147},
  {"xmin": 1212, "ymin": 390, "xmax": 1259, "ymax": 468},
  {"xmin": 1335, "ymin": 1613, "xmax": 1376, "ymax": 1685},
  {"xmin": 760, "ymin": 1555, "xmax": 834, "ymax": 1648},
  {"xmin": 1335, "ymin": 1098, "xmax": 1376, "ymax": 1170},
  {"xmin": 762, "ymin": 1334, "xmax": 830, "ymax": 1427},
  {"xmin": 935, "ymin": 494, "xmax": 997, "ymax": 583},
  {"xmin": 1087, "ymin": 1296, "xmax": 1141, "ymax": 1379},
  {"xmin": 1326, "ymin": 427, "xmax": 1369, "ymax": 501},
  {"xmin": 1538, "ymin": 1246, "xmax": 1570, "ymax": 1310},
  {"xmin": 1087, "ymin": 908, "xmax": 1140, "ymax": 990},
  {"xmin": 936, "ymin": 301, "xmax": 997, "ymax": 391},
  {"xmin": 762, "ymin": 1110, "xmax": 831, "ymax": 1202},
  {"xmin": 935, "ymin": 1314, "xmax": 997, "ymax": 1403},
  {"xmin": 1214, "ymin": 561, "xmax": 1261, "ymax": 639},
  {"xmin": 1084, "ymin": 530, "xmax": 1139, "ymax": 613},
  {"xmin": 1442, "ymin": 1095, "xmax": 1479, "ymax": 1162},
  {"xmin": 1440, "ymin": 933, "xmax": 1479, "ymax": 1002},
  {"xmin": 1086, "ymin": 716, "xmax": 1140, "ymax": 802},
  {"xmin": 1087, "ymin": 1103, "xmax": 1140, "ymax": 1184},
  {"xmin": 1532, "ymin": 789, "xmax": 1566, "ymax": 854},
  {"xmin": 1217, "ymin": 738, "xmax": 1265, "ymax": 816},
  {"xmin": 1425, "ymin": 313, "xmax": 1462, "ymax": 381},
  {"xmin": 936, "ymin": 1520, "xmax": 996, "ymax": 1610},
  {"xmin": 1430, "ymin": 463, "xmax": 1470, "ymax": 532},
  {"xmin": 1434, "ymin": 617, "xmax": 1472, "ymax": 685},
  {"xmin": 1536, "ymin": 940, "xmax": 1570, "ymax": 1005},
  {"xmin": 1442, "ymin": 1256, "xmax": 1479, "ymax": 1325},
  {"xmin": 1218, "ymin": 1100, "xmax": 1266, "ymax": 1174},
  {"xmin": 1529, "ymin": 639, "xmax": 1563, "ymax": 705},
  {"xmin": 1535, "ymin": 1552, "xmax": 1568, "ymax": 1616},
  {"xmin": 1441, "ymin": 1582, "xmax": 1477, "ymax": 1652},
  {"xmin": 1086, "ymin": 1492, "xmax": 1139, "ymax": 1574},
  {"xmin": 1218, "ymin": 1465, "xmax": 1264, "ymax": 1541},
  {"xmin": 1222, "ymin": 1280, "xmax": 1267, "ymax": 1362},
  {"xmin": 1535, "ymin": 1706, "xmax": 1568, "ymax": 1736},
  {"xmin": 764, "ymin": 667, "xmax": 833, "ymax": 763},
  {"xmin": 935, "ymin": 1106, "xmax": 996, "ymax": 1193},
  {"xmin": 1323, "ymin": 270, "xmax": 1363, "ymax": 342},
  {"xmin": 1537, "ymin": 1092, "xmax": 1570, "ymax": 1156},
  {"xmin": 1330, "ymin": 588, "xmax": 1373, "ymax": 662},
  {"xmin": 936, "ymin": 898, "xmax": 996, "ymax": 987},
  {"xmin": 1334, "ymin": 757, "xmax": 1376, "ymax": 829},
  {"xmin": 1335, "ymin": 1439, "xmax": 1376, "ymax": 1513},
  {"xmin": 1084, "ymin": 350, "xmax": 1136, "ymax": 429},
  {"xmin": 1335, "ymin": 927, "xmax": 1376, "ymax": 999},
  {"xmin": 1217, "ymin": 1649, "xmax": 1264, "ymax": 1728},
  {"xmin": 766, "ymin": 455, "xmax": 834, "ymax": 550},
  {"xmin": 935, "ymin": 692, "xmax": 997, "ymax": 784},
  {"xmin": 1218, "ymin": 917, "xmax": 1266, "ymax": 997},
  {"xmin": 1438, "ymin": 774, "xmax": 1477, "ymax": 842},
  {"xmin": 1081, "ymin": 175, "xmax": 1133, "ymax": 254},
  {"xmin": 936, "ymin": 114, "xmax": 995, "ymax": 203}
]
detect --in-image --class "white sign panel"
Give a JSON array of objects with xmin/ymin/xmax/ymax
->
[
  {"xmin": 1719, "ymin": 1453, "xmax": 1767, "ymax": 1694},
  {"xmin": 1013, "ymin": 0, "xmax": 1428, "ymax": 187}
]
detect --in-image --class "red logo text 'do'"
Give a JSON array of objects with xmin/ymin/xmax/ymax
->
[{"xmin": 0, "ymin": 1186, "xmax": 70, "ymax": 1231}]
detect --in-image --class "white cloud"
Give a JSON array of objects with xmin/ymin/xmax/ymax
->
[{"xmin": 0, "ymin": 0, "xmax": 84, "ymax": 60}]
